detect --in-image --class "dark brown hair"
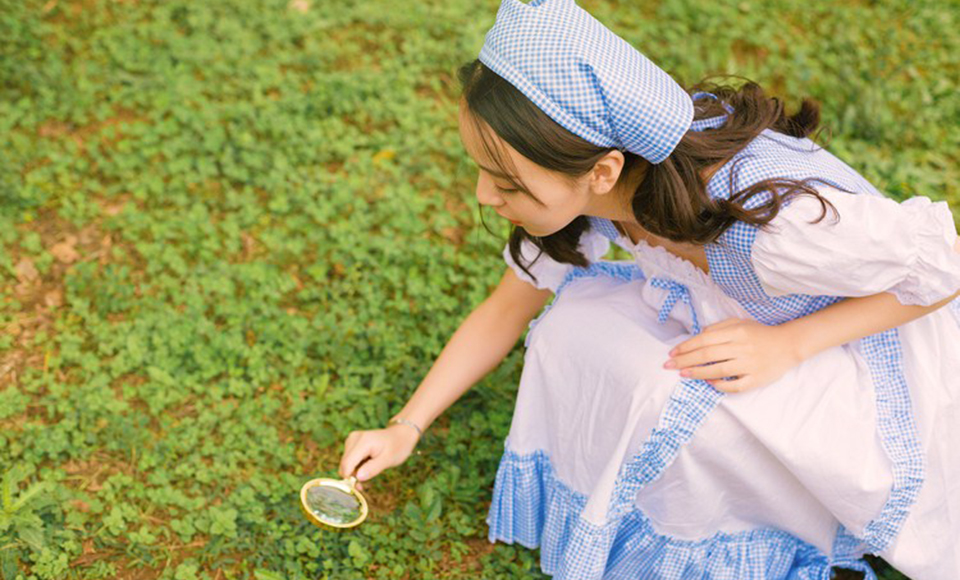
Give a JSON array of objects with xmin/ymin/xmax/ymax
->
[{"xmin": 457, "ymin": 58, "xmax": 843, "ymax": 283}]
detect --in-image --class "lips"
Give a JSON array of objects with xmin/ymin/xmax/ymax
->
[{"xmin": 496, "ymin": 210, "xmax": 520, "ymax": 225}]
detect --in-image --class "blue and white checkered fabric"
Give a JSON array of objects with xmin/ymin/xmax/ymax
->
[
  {"xmin": 478, "ymin": 0, "xmax": 693, "ymax": 163},
  {"xmin": 689, "ymin": 91, "xmax": 734, "ymax": 132},
  {"xmin": 577, "ymin": 110, "xmax": 925, "ymax": 555},
  {"xmin": 487, "ymin": 98, "xmax": 927, "ymax": 576},
  {"xmin": 488, "ymin": 444, "xmax": 880, "ymax": 579}
]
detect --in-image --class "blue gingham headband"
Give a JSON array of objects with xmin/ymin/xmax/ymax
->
[{"xmin": 478, "ymin": 0, "xmax": 695, "ymax": 164}]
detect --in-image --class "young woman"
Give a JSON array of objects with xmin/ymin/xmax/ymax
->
[{"xmin": 339, "ymin": 1, "xmax": 960, "ymax": 577}]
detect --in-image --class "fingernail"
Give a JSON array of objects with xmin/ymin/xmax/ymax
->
[
  {"xmin": 669, "ymin": 348, "xmax": 678, "ymax": 356},
  {"xmin": 663, "ymin": 360, "xmax": 676, "ymax": 369},
  {"xmin": 357, "ymin": 470, "xmax": 367, "ymax": 481},
  {"xmin": 680, "ymin": 370, "xmax": 690, "ymax": 377}
]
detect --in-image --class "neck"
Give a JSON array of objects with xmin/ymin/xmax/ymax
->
[{"xmin": 587, "ymin": 160, "xmax": 725, "ymax": 226}]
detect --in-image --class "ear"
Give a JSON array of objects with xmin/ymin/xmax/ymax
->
[{"xmin": 588, "ymin": 150, "xmax": 626, "ymax": 195}]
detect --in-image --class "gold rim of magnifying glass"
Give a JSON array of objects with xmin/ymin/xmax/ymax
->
[{"xmin": 299, "ymin": 476, "xmax": 370, "ymax": 529}]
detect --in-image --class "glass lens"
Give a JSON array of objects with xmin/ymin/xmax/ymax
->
[{"xmin": 305, "ymin": 484, "xmax": 362, "ymax": 526}]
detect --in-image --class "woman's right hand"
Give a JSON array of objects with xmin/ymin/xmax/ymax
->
[{"xmin": 338, "ymin": 423, "xmax": 420, "ymax": 492}]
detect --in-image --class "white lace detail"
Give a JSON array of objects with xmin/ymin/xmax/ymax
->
[{"xmin": 614, "ymin": 233, "xmax": 715, "ymax": 290}]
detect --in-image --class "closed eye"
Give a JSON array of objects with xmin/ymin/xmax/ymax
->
[{"xmin": 494, "ymin": 182, "xmax": 546, "ymax": 207}]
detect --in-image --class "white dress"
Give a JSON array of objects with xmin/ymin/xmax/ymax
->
[{"xmin": 486, "ymin": 185, "xmax": 960, "ymax": 580}]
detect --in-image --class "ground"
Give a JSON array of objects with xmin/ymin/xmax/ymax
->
[{"xmin": 1, "ymin": 0, "xmax": 956, "ymax": 578}]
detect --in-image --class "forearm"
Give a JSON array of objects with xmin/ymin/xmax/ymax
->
[
  {"xmin": 787, "ymin": 288, "xmax": 960, "ymax": 362},
  {"xmin": 785, "ymin": 237, "xmax": 960, "ymax": 361},
  {"xmin": 389, "ymin": 297, "xmax": 532, "ymax": 433}
]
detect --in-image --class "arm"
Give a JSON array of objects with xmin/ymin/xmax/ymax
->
[
  {"xmin": 789, "ymin": 286, "xmax": 960, "ymax": 362},
  {"xmin": 338, "ymin": 267, "xmax": 552, "ymax": 482},
  {"xmin": 387, "ymin": 267, "xmax": 552, "ymax": 433},
  {"xmin": 668, "ymin": 237, "xmax": 960, "ymax": 392}
]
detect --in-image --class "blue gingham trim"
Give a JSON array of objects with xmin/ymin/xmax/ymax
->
[
  {"xmin": 701, "ymin": 129, "xmax": 885, "ymax": 325},
  {"xmin": 608, "ymin": 378, "xmax": 723, "ymax": 521},
  {"xmin": 587, "ymin": 214, "xmax": 622, "ymax": 241},
  {"xmin": 691, "ymin": 126, "xmax": 924, "ymax": 553},
  {"xmin": 582, "ymin": 122, "xmax": 926, "ymax": 555},
  {"xmin": 856, "ymin": 330, "xmax": 926, "ymax": 553},
  {"xmin": 523, "ymin": 260, "xmax": 645, "ymax": 348},
  {"xmin": 649, "ymin": 277, "xmax": 702, "ymax": 334},
  {"xmin": 516, "ymin": 260, "xmax": 738, "ymax": 578},
  {"xmin": 831, "ymin": 525, "xmax": 876, "ymax": 573},
  {"xmin": 478, "ymin": 0, "xmax": 693, "ymax": 163},
  {"xmin": 689, "ymin": 91, "xmax": 734, "ymax": 132},
  {"xmin": 486, "ymin": 444, "xmax": 879, "ymax": 580},
  {"xmin": 532, "ymin": 258, "xmax": 721, "ymax": 523},
  {"xmin": 524, "ymin": 259, "xmax": 704, "ymax": 348}
]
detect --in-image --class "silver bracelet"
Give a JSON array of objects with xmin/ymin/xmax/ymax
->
[{"xmin": 388, "ymin": 417, "xmax": 423, "ymax": 438}]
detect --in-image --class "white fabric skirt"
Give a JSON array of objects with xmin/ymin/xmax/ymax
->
[{"xmin": 485, "ymin": 241, "xmax": 960, "ymax": 580}]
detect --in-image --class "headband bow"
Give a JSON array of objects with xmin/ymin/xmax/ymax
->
[{"xmin": 478, "ymin": 0, "xmax": 693, "ymax": 164}]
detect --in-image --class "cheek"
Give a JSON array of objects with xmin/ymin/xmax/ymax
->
[
  {"xmin": 543, "ymin": 188, "xmax": 586, "ymax": 218},
  {"xmin": 525, "ymin": 195, "xmax": 583, "ymax": 234}
]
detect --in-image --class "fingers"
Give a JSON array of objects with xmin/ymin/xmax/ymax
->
[
  {"xmin": 707, "ymin": 375, "xmax": 753, "ymax": 393},
  {"xmin": 355, "ymin": 452, "xmax": 394, "ymax": 482},
  {"xmin": 669, "ymin": 327, "xmax": 735, "ymax": 357},
  {"xmin": 338, "ymin": 431, "xmax": 360, "ymax": 479},
  {"xmin": 679, "ymin": 361, "xmax": 739, "ymax": 381},
  {"xmin": 667, "ymin": 344, "xmax": 739, "ymax": 370},
  {"xmin": 339, "ymin": 431, "xmax": 383, "ymax": 480}
]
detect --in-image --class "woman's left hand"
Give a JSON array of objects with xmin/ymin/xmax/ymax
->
[{"xmin": 663, "ymin": 318, "xmax": 804, "ymax": 393}]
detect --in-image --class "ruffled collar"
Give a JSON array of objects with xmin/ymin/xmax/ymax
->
[{"xmin": 611, "ymin": 228, "xmax": 716, "ymax": 290}]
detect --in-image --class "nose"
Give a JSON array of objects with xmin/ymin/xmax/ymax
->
[{"xmin": 475, "ymin": 173, "xmax": 505, "ymax": 208}]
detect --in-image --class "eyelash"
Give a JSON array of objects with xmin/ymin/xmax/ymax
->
[{"xmin": 498, "ymin": 186, "xmax": 546, "ymax": 207}]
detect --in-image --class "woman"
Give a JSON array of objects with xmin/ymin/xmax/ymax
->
[{"xmin": 339, "ymin": 1, "xmax": 960, "ymax": 577}]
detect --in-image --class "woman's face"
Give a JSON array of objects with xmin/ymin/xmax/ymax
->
[{"xmin": 457, "ymin": 99, "xmax": 599, "ymax": 237}]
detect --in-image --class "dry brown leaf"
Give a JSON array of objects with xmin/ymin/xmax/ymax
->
[
  {"xmin": 44, "ymin": 289, "xmax": 64, "ymax": 308},
  {"xmin": 104, "ymin": 201, "xmax": 126, "ymax": 216},
  {"xmin": 50, "ymin": 241, "xmax": 80, "ymax": 264},
  {"xmin": 14, "ymin": 258, "xmax": 39, "ymax": 283},
  {"xmin": 288, "ymin": 0, "xmax": 310, "ymax": 13},
  {"xmin": 71, "ymin": 500, "xmax": 92, "ymax": 513}
]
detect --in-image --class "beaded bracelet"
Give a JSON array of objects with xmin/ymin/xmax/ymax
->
[{"xmin": 387, "ymin": 417, "xmax": 423, "ymax": 439}]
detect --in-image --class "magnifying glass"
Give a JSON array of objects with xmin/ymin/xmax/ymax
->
[{"xmin": 299, "ymin": 458, "xmax": 371, "ymax": 529}]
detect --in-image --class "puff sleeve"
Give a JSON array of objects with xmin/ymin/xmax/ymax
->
[
  {"xmin": 750, "ymin": 186, "xmax": 960, "ymax": 306},
  {"xmin": 503, "ymin": 227, "xmax": 611, "ymax": 293}
]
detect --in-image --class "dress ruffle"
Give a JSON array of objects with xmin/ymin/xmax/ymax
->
[
  {"xmin": 486, "ymin": 446, "xmax": 879, "ymax": 580},
  {"xmin": 749, "ymin": 189, "xmax": 960, "ymax": 307},
  {"xmin": 894, "ymin": 197, "xmax": 960, "ymax": 306},
  {"xmin": 502, "ymin": 228, "xmax": 612, "ymax": 293}
]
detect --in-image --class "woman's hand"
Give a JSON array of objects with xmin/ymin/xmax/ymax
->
[
  {"xmin": 663, "ymin": 318, "xmax": 803, "ymax": 393},
  {"xmin": 338, "ymin": 424, "xmax": 420, "ymax": 492}
]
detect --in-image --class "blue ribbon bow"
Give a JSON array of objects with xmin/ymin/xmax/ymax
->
[{"xmin": 650, "ymin": 277, "xmax": 702, "ymax": 335}]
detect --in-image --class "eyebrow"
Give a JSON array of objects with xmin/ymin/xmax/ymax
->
[
  {"xmin": 476, "ymin": 163, "xmax": 516, "ymax": 181},
  {"xmin": 456, "ymin": 130, "xmax": 517, "ymax": 181},
  {"xmin": 458, "ymin": 128, "xmax": 544, "ymax": 204}
]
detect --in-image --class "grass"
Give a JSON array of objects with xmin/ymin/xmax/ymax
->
[{"xmin": 1, "ymin": 0, "xmax": 957, "ymax": 578}]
